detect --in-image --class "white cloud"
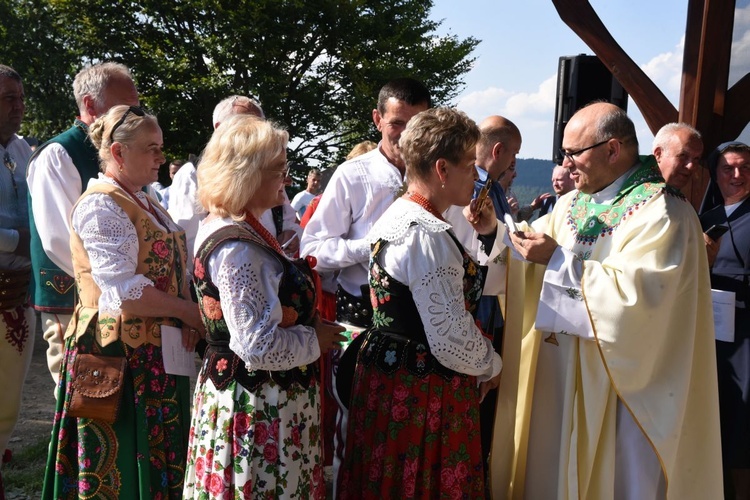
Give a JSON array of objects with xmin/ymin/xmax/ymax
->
[
  {"xmin": 456, "ymin": 5, "xmax": 750, "ymax": 158},
  {"xmin": 456, "ymin": 76, "xmax": 558, "ymax": 160},
  {"xmin": 639, "ymin": 38, "xmax": 684, "ymax": 99},
  {"xmin": 731, "ymin": 4, "xmax": 750, "ymax": 85}
]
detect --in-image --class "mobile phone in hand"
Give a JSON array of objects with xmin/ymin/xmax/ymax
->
[
  {"xmin": 475, "ymin": 178, "xmax": 492, "ymax": 212},
  {"xmin": 705, "ymin": 224, "xmax": 729, "ymax": 240}
]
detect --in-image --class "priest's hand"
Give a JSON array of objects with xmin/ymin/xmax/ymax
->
[{"xmin": 510, "ymin": 231, "xmax": 558, "ymax": 265}]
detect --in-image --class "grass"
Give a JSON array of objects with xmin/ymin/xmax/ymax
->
[{"xmin": 3, "ymin": 435, "xmax": 49, "ymax": 497}]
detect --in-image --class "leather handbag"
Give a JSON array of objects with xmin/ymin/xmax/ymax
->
[{"xmin": 67, "ymin": 353, "xmax": 127, "ymax": 423}]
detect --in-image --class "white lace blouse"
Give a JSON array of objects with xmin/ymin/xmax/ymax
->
[
  {"xmin": 195, "ymin": 217, "xmax": 321, "ymax": 372},
  {"xmin": 368, "ymin": 198, "xmax": 502, "ymax": 381},
  {"xmin": 71, "ymin": 175, "xmax": 182, "ymax": 318}
]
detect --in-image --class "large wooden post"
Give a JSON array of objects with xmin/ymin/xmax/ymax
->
[{"xmin": 551, "ymin": 0, "xmax": 749, "ymax": 210}]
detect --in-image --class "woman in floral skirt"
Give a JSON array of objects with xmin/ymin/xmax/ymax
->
[
  {"xmin": 42, "ymin": 105, "xmax": 204, "ymax": 499},
  {"xmin": 339, "ymin": 107, "xmax": 503, "ymax": 499},
  {"xmin": 182, "ymin": 114, "xmax": 344, "ymax": 499}
]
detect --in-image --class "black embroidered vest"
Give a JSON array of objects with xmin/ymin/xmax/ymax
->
[
  {"xmin": 358, "ymin": 229, "xmax": 484, "ymax": 380},
  {"xmin": 193, "ymin": 224, "xmax": 319, "ymax": 392}
]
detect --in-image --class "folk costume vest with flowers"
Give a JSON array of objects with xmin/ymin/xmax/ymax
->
[
  {"xmin": 193, "ymin": 223, "xmax": 319, "ymax": 392},
  {"xmin": 67, "ymin": 183, "xmax": 189, "ymax": 348},
  {"xmin": 359, "ymin": 229, "xmax": 484, "ymax": 380}
]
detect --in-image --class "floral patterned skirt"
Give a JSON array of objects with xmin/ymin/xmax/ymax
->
[
  {"xmin": 183, "ymin": 372, "xmax": 325, "ymax": 499},
  {"xmin": 339, "ymin": 362, "xmax": 485, "ymax": 499},
  {"xmin": 42, "ymin": 334, "xmax": 191, "ymax": 499}
]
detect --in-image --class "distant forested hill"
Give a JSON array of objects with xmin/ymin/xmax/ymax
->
[{"xmin": 511, "ymin": 158, "xmax": 556, "ymax": 205}]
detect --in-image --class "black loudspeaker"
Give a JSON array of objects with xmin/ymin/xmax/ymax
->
[{"xmin": 552, "ymin": 55, "xmax": 628, "ymax": 164}]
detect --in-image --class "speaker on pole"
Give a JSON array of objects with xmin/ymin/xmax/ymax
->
[{"xmin": 552, "ymin": 55, "xmax": 628, "ymax": 164}]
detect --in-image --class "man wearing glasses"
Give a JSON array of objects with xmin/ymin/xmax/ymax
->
[
  {"xmin": 495, "ymin": 102, "xmax": 722, "ymax": 498},
  {"xmin": 27, "ymin": 62, "xmax": 139, "ymax": 389},
  {"xmin": 0, "ymin": 64, "xmax": 35, "ymax": 497}
]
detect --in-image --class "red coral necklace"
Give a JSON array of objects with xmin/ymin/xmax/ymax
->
[{"xmin": 405, "ymin": 192, "xmax": 445, "ymax": 221}]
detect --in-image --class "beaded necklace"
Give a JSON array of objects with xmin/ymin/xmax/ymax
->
[
  {"xmin": 405, "ymin": 191, "xmax": 445, "ymax": 221},
  {"xmin": 244, "ymin": 212, "xmax": 286, "ymax": 256}
]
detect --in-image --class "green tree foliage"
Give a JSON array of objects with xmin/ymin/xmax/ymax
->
[
  {"xmin": 1, "ymin": 0, "xmax": 477, "ymax": 177},
  {"xmin": 0, "ymin": 0, "xmax": 82, "ymax": 140}
]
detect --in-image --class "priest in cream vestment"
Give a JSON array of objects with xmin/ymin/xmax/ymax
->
[{"xmin": 492, "ymin": 103, "xmax": 723, "ymax": 500}]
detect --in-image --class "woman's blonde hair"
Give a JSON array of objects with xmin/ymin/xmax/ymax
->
[
  {"xmin": 346, "ymin": 140, "xmax": 377, "ymax": 160},
  {"xmin": 399, "ymin": 107, "xmax": 479, "ymax": 183},
  {"xmin": 198, "ymin": 114, "xmax": 289, "ymax": 220},
  {"xmin": 88, "ymin": 105, "xmax": 159, "ymax": 170}
]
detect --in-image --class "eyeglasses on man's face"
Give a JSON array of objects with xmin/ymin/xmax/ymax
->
[
  {"xmin": 559, "ymin": 139, "xmax": 612, "ymax": 163},
  {"xmin": 109, "ymin": 106, "xmax": 146, "ymax": 145}
]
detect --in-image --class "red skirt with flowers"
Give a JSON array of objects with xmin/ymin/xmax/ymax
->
[{"xmin": 338, "ymin": 357, "xmax": 485, "ymax": 499}]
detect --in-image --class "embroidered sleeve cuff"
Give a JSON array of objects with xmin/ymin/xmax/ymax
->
[
  {"xmin": 349, "ymin": 238, "xmax": 371, "ymax": 263},
  {"xmin": 477, "ymin": 352, "xmax": 503, "ymax": 382},
  {"xmin": 535, "ymin": 247, "xmax": 594, "ymax": 339},
  {"xmin": 98, "ymin": 275, "xmax": 154, "ymax": 317}
]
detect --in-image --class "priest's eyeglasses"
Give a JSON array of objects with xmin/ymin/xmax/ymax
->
[
  {"xmin": 109, "ymin": 106, "xmax": 146, "ymax": 145},
  {"xmin": 559, "ymin": 139, "xmax": 611, "ymax": 163}
]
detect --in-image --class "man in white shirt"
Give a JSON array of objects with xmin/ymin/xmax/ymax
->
[
  {"xmin": 300, "ymin": 77, "xmax": 431, "ymax": 494},
  {"xmin": 290, "ymin": 168, "xmax": 322, "ymax": 219},
  {"xmin": 0, "ymin": 65, "xmax": 35, "ymax": 495},
  {"xmin": 152, "ymin": 158, "xmax": 184, "ymax": 209},
  {"xmin": 27, "ymin": 62, "xmax": 139, "ymax": 387}
]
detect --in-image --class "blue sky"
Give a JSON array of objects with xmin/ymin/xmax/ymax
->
[{"xmin": 430, "ymin": 0, "xmax": 750, "ymax": 160}]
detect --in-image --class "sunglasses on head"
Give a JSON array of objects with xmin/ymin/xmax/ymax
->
[{"xmin": 109, "ymin": 106, "xmax": 146, "ymax": 144}]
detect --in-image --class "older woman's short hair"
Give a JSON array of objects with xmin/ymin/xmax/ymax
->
[
  {"xmin": 88, "ymin": 104, "xmax": 159, "ymax": 169},
  {"xmin": 198, "ymin": 114, "xmax": 288, "ymax": 220},
  {"xmin": 399, "ymin": 107, "xmax": 479, "ymax": 182}
]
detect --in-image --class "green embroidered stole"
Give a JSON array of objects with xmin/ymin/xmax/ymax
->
[{"xmin": 566, "ymin": 156, "xmax": 683, "ymax": 245}]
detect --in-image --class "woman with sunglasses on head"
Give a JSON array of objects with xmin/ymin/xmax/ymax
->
[
  {"xmin": 182, "ymin": 114, "xmax": 344, "ymax": 499},
  {"xmin": 42, "ymin": 104, "xmax": 204, "ymax": 499}
]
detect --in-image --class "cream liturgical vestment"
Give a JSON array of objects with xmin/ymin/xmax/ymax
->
[{"xmin": 491, "ymin": 157, "xmax": 723, "ymax": 500}]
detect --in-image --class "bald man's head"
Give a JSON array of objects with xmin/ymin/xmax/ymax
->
[{"xmin": 476, "ymin": 115, "xmax": 522, "ymax": 182}]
